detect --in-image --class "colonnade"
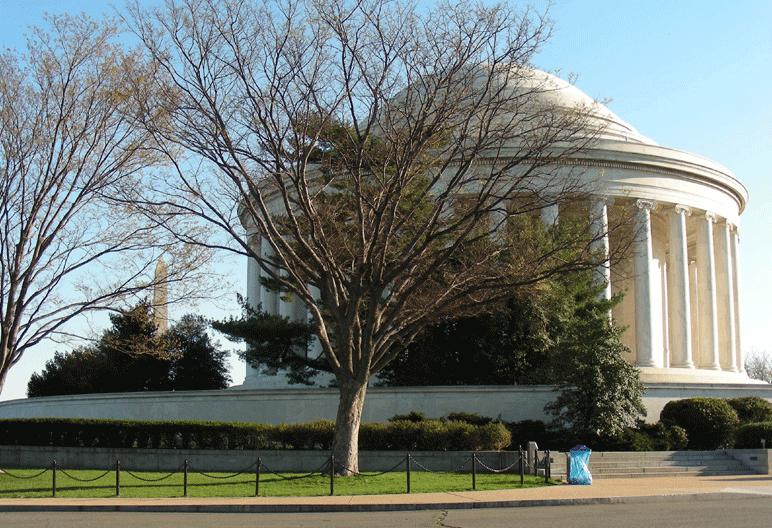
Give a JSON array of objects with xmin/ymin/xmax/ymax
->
[
  {"xmin": 243, "ymin": 195, "xmax": 745, "ymax": 386},
  {"xmin": 516, "ymin": 195, "xmax": 743, "ymax": 375},
  {"xmin": 244, "ymin": 232, "xmax": 325, "ymax": 387},
  {"xmin": 619, "ymin": 199, "xmax": 743, "ymax": 373}
]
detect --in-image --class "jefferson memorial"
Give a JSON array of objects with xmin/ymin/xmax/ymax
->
[
  {"xmin": 243, "ymin": 69, "xmax": 750, "ymax": 388},
  {"xmin": 0, "ymin": 70, "xmax": 766, "ymax": 425}
]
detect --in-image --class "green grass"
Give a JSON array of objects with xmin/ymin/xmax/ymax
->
[{"xmin": 0, "ymin": 467, "xmax": 559, "ymax": 498}]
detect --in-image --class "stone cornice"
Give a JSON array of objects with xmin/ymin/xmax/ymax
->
[{"xmin": 457, "ymin": 142, "xmax": 748, "ymax": 214}]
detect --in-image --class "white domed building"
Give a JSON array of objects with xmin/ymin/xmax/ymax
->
[
  {"xmin": 242, "ymin": 69, "xmax": 752, "ymax": 389},
  {"xmin": 1, "ymin": 69, "xmax": 765, "ymax": 426}
]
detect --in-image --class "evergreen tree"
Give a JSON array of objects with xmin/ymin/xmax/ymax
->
[
  {"xmin": 97, "ymin": 303, "xmax": 172, "ymax": 393},
  {"xmin": 377, "ymin": 273, "xmax": 609, "ymax": 386},
  {"xmin": 212, "ymin": 300, "xmax": 322, "ymax": 386},
  {"xmin": 544, "ymin": 291, "xmax": 645, "ymax": 438},
  {"xmin": 169, "ymin": 315, "xmax": 231, "ymax": 391},
  {"xmin": 27, "ymin": 303, "xmax": 230, "ymax": 396}
]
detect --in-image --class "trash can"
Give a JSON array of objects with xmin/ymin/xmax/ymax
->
[{"xmin": 568, "ymin": 444, "xmax": 592, "ymax": 485}]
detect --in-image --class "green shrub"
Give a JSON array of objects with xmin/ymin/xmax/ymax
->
[
  {"xmin": 358, "ymin": 422, "xmax": 389, "ymax": 450},
  {"xmin": 727, "ymin": 397, "xmax": 772, "ymax": 424},
  {"xmin": 598, "ymin": 422, "xmax": 687, "ymax": 452},
  {"xmin": 0, "ymin": 418, "xmax": 273, "ymax": 451},
  {"xmin": 473, "ymin": 422, "xmax": 511, "ymax": 451},
  {"xmin": 444, "ymin": 412, "xmax": 492, "ymax": 426},
  {"xmin": 734, "ymin": 422, "xmax": 772, "ymax": 449},
  {"xmin": 638, "ymin": 422, "xmax": 689, "ymax": 451},
  {"xmin": 384, "ymin": 420, "xmax": 422, "ymax": 449},
  {"xmin": 0, "ymin": 417, "xmax": 509, "ymax": 452},
  {"xmin": 270, "ymin": 420, "xmax": 334, "ymax": 449},
  {"xmin": 503, "ymin": 420, "xmax": 549, "ymax": 450},
  {"xmin": 614, "ymin": 427, "xmax": 653, "ymax": 451},
  {"xmin": 660, "ymin": 398, "xmax": 739, "ymax": 449},
  {"xmin": 419, "ymin": 420, "xmax": 471, "ymax": 450},
  {"xmin": 387, "ymin": 411, "xmax": 426, "ymax": 423}
]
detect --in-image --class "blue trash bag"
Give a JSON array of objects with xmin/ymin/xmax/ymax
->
[{"xmin": 568, "ymin": 444, "xmax": 592, "ymax": 485}]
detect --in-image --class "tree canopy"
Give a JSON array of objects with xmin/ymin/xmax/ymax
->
[
  {"xmin": 377, "ymin": 270, "xmax": 604, "ymax": 387},
  {"xmin": 27, "ymin": 303, "xmax": 230, "ymax": 397},
  {"xmin": 212, "ymin": 299, "xmax": 322, "ymax": 386},
  {"xmin": 0, "ymin": 13, "xmax": 214, "ymax": 396}
]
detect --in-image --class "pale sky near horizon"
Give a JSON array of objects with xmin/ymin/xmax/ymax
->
[{"xmin": 0, "ymin": 0, "xmax": 770, "ymax": 402}]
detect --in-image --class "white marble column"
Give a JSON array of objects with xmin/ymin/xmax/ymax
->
[
  {"xmin": 540, "ymin": 202, "xmax": 559, "ymax": 226},
  {"xmin": 589, "ymin": 197, "xmax": 612, "ymax": 301},
  {"xmin": 689, "ymin": 260, "xmax": 701, "ymax": 365},
  {"xmin": 660, "ymin": 261, "xmax": 669, "ymax": 367},
  {"xmin": 246, "ymin": 234, "xmax": 262, "ymax": 310},
  {"xmin": 667, "ymin": 205, "xmax": 694, "ymax": 368},
  {"xmin": 730, "ymin": 225, "xmax": 744, "ymax": 374},
  {"xmin": 715, "ymin": 220, "xmax": 738, "ymax": 372},
  {"xmin": 260, "ymin": 237, "xmax": 279, "ymax": 315},
  {"xmin": 244, "ymin": 232, "xmax": 263, "ymax": 387},
  {"xmin": 633, "ymin": 199, "xmax": 659, "ymax": 367},
  {"xmin": 696, "ymin": 212, "xmax": 721, "ymax": 370},
  {"xmin": 308, "ymin": 285, "xmax": 323, "ymax": 361}
]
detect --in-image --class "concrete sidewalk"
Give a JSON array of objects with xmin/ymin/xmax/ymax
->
[{"xmin": 2, "ymin": 474, "xmax": 772, "ymax": 513}]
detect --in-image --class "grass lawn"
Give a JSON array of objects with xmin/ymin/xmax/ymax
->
[{"xmin": 0, "ymin": 467, "xmax": 559, "ymax": 498}]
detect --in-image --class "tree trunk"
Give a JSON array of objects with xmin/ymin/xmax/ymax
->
[{"xmin": 331, "ymin": 377, "xmax": 368, "ymax": 476}]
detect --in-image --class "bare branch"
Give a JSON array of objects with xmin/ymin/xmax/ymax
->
[{"xmin": 0, "ymin": 13, "xmax": 220, "ymax": 394}]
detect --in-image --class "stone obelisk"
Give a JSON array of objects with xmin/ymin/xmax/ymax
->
[{"xmin": 153, "ymin": 257, "xmax": 168, "ymax": 335}]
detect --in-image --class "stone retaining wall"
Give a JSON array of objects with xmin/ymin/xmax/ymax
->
[
  {"xmin": 3, "ymin": 384, "xmax": 772, "ymax": 424},
  {"xmin": 0, "ymin": 445, "xmax": 519, "ymax": 474}
]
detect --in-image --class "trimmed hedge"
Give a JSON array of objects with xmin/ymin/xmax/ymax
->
[
  {"xmin": 358, "ymin": 420, "xmax": 510, "ymax": 451},
  {"xmin": 0, "ymin": 418, "xmax": 274, "ymax": 450},
  {"xmin": 0, "ymin": 418, "xmax": 510, "ymax": 452},
  {"xmin": 660, "ymin": 397, "xmax": 740, "ymax": 450},
  {"xmin": 734, "ymin": 422, "xmax": 772, "ymax": 449},
  {"xmin": 727, "ymin": 397, "xmax": 772, "ymax": 425}
]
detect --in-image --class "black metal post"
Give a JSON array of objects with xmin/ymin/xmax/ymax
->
[
  {"xmin": 255, "ymin": 458, "xmax": 261, "ymax": 497},
  {"xmin": 406, "ymin": 454, "xmax": 411, "ymax": 494},
  {"xmin": 472, "ymin": 454, "xmax": 477, "ymax": 491},
  {"xmin": 52, "ymin": 460, "xmax": 57, "ymax": 497},
  {"xmin": 533, "ymin": 450, "xmax": 539, "ymax": 477},
  {"xmin": 519, "ymin": 447, "xmax": 524, "ymax": 486},
  {"xmin": 116, "ymin": 460, "xmax": 121, "ymax": 496},
  {"xmin": 330, "ymin": 455, "xmax": 335, "ymax": 496},
  {"xmin": 183, "ymin": 460, "xmax": 188, "ymax": 497},
  {"xmin": 567, "ymin": 452, "xmax": 571, "ymax": 482},
  {"xmin": 545, "ymin": 450, "xmax": 551, "ymax": 483}
]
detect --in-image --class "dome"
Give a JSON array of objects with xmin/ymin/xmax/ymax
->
[
  {"xmin": 482, "ymin": 65, "xmax": 747, "ymax": 219},
  {"xmin": 481, "ymin": 66, "xmax": 657, "ymax": 146},
  {"xmin": 512, "ymin": 69, "xmax": 657, "ymax": 146}
]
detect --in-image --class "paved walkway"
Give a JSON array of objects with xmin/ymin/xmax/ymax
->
[{"xmin": 2, "ymin": 474, "xmax": 772, "ymax": 513}]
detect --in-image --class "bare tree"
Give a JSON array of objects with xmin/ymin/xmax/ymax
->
[
  {"xmin": 745, "ymin": 351, "xmax": 772, "ymax": 384},
  {"xmin": 0, "ymin": 14, "xmax": 214, "ymax": 395},
  {"xmin": 128, "ymin": 0, "xmax": 625, "ymax": 474}
]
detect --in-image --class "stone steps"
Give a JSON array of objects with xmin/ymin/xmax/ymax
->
[{"xmin": 542, "ymin": 450, "xmax": 756, "ymax": 480}]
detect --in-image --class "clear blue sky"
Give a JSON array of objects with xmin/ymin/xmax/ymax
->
[{"xmin": 0, "ymin": 0, "xmax": 770, "ymax": 401}]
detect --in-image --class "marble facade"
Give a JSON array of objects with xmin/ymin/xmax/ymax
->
[{"xmin": 242, "ymin": 70, "xmax": 753, "ymax": 387}]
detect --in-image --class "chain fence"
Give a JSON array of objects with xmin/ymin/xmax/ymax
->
[{"xmin": 0, "ymin": 447, "xmax": 555, "ymax": 497}]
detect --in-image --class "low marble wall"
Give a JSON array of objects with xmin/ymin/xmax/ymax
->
[
  {"xmin": 0, "ymin": 386, "xmax": 557, "ymax": 424},
  {"xmin": 728, "ymin": 449, "xmax": 771, "ymax": 474},
  {"xmin": 0, "ymin": 444, "xmax": 519, "ymax": 474},
  {"xmin": 2, "ymin": 383, "xmax": 772, "ymax": 425}
]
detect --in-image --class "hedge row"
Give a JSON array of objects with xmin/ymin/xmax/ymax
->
[
  {"xmin": 735, "ymin": 422, "xmax": 772, "ymax": 449},
  {"xmin": 659, "ymin": 396, "xmax": 772, "ymax": 450},
  {"xmin": 0, "ymin": 418, "xmax": 511, "ymax": 452}
]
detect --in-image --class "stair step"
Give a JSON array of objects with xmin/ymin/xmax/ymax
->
[{"xmin": 541, "ymin": 450, "xmax": 757, "ymax": 480}]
